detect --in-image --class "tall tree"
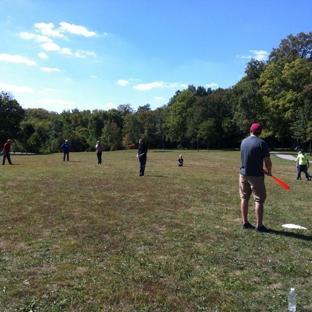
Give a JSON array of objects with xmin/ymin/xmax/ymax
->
[
  {"xmin": 137, "ymin": 104, "xmax": 151, "ymax": 112},
  {"xmin": 226, "ymin": 59, "xmax": 266, "ymax": 134},
  {"xmin": 166, "ymin": 89, "xmax": 196, "ymax": 145},
  {"xmin": 268, "ymin": 32, "xmax": 312, "ymax": 63},
  {"xmin": 0, "ymin": 92, "xmax": 25, "ymax": 144},
  {"xmin": 123, "ymin": 113, "xmax": 144, "ymax": 145},
  {"xmin": 118, "ymin": 104, "xmax": 134, "ymax": 116},
  {"xmin": 154, "ymin": 105, "xmax": 167, "ymax": 149},
  {"xmin": 101, "ymin": 120, "xmax": 122, "ymax": 151},
  {"xmin": 259, "ymin": 58, "xmax": 312, "ymax": 141}
]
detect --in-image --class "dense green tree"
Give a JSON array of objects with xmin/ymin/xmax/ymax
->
[
  {"xmin": 123, "ymin": 113, "xmax": 143, "ymax": 145},
  {"xmin": 154, "ymin": 105, "xmax": 167, "ymax": 149},
  {"xmin": 259, "ymin": 58, "xmax": 312, "ymax": 140},
  {"xmin": 226, "ymin": 59, "xmax": 266, "ymax": 135},
  {"xmin": 137, "ymin": 109, "xmax": 156, "ymax": 147},
  {"xmin": 101, "ymin": 120, "xmax": 122, "ymax": 151},
  {"xmin": 18, "ymin": 122, "xmax": 35, "ymax": 152},
  {"xmin": 137, "ymin": 104, "xmax": 151, "ymax": 112},
  {"xmin": 166, "ymin": 89, "xmax": 196, "ymax": 146},
  {"xmin": 196, "ymin": 86, "xmax": 207, "ymax": 97},
  {"xmin": 268, "ymin": 32, "xmax": 312, "ymax": 63},
  {"xmin": 198, "ymin": 119, "xmax": 216, "ymax": 150},
  {"xmin": 87, "ymin": 110, "xmax": 108, "ymax": 143},
  {"xmin": 0, "ymin": 92, "xmax": 25, "ymax": 144},
  {"xmin": 117, "ymin": 104, "xmax": 134, "ymax": 116}
]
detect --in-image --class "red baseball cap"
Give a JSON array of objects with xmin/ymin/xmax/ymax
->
[{"xmin": 250, "ymin": 123, "xmax": 262, "ymax": 134}]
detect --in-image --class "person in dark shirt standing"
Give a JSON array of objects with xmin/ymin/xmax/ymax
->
[
  {"xmin": 61, "ymin": 139, "xmax": 70, "ymax": 161},
  {"xmin": 136, "ymin": 139, "xmax": 147, "ymax": 176},
  {"xmin": 2, "ymin": 139, "xmax": 13, "ymax": 165},
  {"xmin": 239, "ymin": 123, "xmax": 272, "ymax": 232}
]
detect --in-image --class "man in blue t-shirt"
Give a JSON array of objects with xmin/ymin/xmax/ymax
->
[
  {"xmin": 61, "ymin": 140, "xmax": 70, "ymax": 161},
  {"xmin": 239, "ymin": 123, "xmax": 272, "ymax": 232}
]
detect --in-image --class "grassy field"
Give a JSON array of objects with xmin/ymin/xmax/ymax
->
[{"xmin": 0, "ymin": 149, "xmax": 311, "ymax": 311}]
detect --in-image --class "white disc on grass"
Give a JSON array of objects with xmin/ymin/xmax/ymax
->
[{"xmin": 282, "ymin": 224, "xmax": 307, "ymax": 230}]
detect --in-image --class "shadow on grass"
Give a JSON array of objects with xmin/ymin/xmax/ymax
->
[{"xmin": 270, "ymin": 229, "xmax": 312, "ymax": 241}]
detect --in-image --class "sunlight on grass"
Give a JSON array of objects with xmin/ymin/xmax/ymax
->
[{"xmin": 0, "ymin": 150, "xmax": 311, "ymax": 311}]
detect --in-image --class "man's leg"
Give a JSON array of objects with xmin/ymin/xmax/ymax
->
[
  {"xmin": 2, "ymin": 154, "xmax": 6, "ymax": 165},
  {"xmin": 255, "ymin": 201, "xmax": 264, "ymax": 228},
  {"xmin": 67, "ymin": 152, "xmax": 69, "ymax": 161},
  {"xmin": 139, "ymin": 158, "xmax": 145, "ymax": 176},
  {"xmin": 240, "ymin": 199, "xmax": 249, "ymax": 224},
  {"xmin": 141, "ymin": 158, "xmax": 146, "ymax": 176},
  {"xmin": 303, "ymin": 165, "xmax": 310, "ymax": 180},
  {"xmin": 7, "ymin": 154, "xmax": 12, "ymax": 165},
  {"xmin": 296, "ymin": 165, "xmax": 301, "ymax": 179}
]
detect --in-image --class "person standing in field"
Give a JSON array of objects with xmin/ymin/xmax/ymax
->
[
  {"xmin": 295, "ymin": 147, "xmax": 311, "ymax": 178},
  {"xmin": 136, "ymin": 138, "xmax": 147, "ymax": 176},
  {"xmin": 95, "ymin": 140, "xmax": 103, "ymax": 165},
  {"xmin": 2, "ymin": 139, "xmax": 13, "ymax": 165},
  {"xmin": 178, "ymin": 154, "xmax": 184, "ymax": 167},
  {"xmin": 295, "ymin": 149, "xmax": 311, "ymax": 181},
  {"xmin": 239, "ymin": 123, "xmax": 272, "ymax": 232},
  {"xmin": 61, "ymin": 139, "xmax": 70, "ymax": 161}
]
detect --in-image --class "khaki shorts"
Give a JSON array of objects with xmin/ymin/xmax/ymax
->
[{"xmin": 239, "ymin": 174, "xmax": 266, "ymax": 203}]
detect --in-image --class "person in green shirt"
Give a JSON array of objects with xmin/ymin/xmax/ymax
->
[{"xmin": 296, "ymin": 149, "xmax": 311, "ymax": 181}]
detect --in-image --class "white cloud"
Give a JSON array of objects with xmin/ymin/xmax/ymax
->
[
  {"xmin": 38, "ymin": 52, "xmax": 49, "ymax": 59},
  {"xmin": 237, "ymin": 50, "xmax": 269, "ymax": 61},
  {"xmin": 20, "ymin": 32, "xmax": 52, "ymax": 43},
  {"xmin": 41, "ymin": 42, "xmax": 61, "ymax": 51},
  {"xmin": 74, "ymin": 50, "xmax": 96, "ymax": 58},
  {"xmin": 84, "ymin": 51, "xmax": 96, "ymax": 56},
  {"xmin": 40, "ymin": 44, "xmax": 92, "ymax": 58},
  {"xmin": 91, "ymin": 75, "xmax": 98, "ymax": 79},
  {"xmin": 133, "ymin": 81, "xmax": 165, "ymax": 90},
  {"xmin": 155, "ymin": 96, "xmax": 164, "ymax": 100},
  {"xmin": 0, "ymin": 54, "xmax": 36, "ymax": 65},
  {"xmin": 116, "ymin": 79, "xmax": 130, "ymax": 86},
  {"xmin": 40, "ymin": 67, "xmax": 60, "ymax": 72},
  {"xmin": 75, "ymin": 51, "xmax": 86, "ymax": 58},
  {"xmin": 250, "ymin": 50, "xmax": 269, "ymax": 61},
  {"xmin": 20, "ymin": 32, "xmax": 35, "ymax": 40},
  {"xmin": 34, "ymin": 22, "xmax": 64, "ymax": 38},
  {"xmin": 0, "ymin": 82, "xmax": 35, "ymax": 93},
  {"xmin": 205, "ymin": 83, "xmax": 218, "ymax": 88},
  {"xmin": 168, "ymin": 82, "xmax": 188, "ymax": 89},
  {"xmin": 133, "ymin": 81, "xmax": 187, "ymax": 91},
  {"xmin": 43, "ymin": 88, "xmax": 54, "ymax": 92},
  {"xmin": 36, "ymin": 35, "xmax": 53, "ymax": 43},
  {"xmin": 59, "ymin": 22, "xmax": 96, "ymax": 37},
  {"xmin": 60, "ymin": 48, "xmax": 73, "ymax": 55}
]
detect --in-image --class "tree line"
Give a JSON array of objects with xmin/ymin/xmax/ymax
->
[{"xmin": 1, "ymin": 32, "xmax": 312, "ymax": 153}]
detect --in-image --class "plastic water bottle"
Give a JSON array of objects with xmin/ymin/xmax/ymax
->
[{"xmin": 288, "ymin": 288, "xmax": 296, "ymax": 311}]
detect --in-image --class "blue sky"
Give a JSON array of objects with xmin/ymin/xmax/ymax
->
[{"xmin": 0, "ymin": 0, "xmax": 311, "ymax": 113}]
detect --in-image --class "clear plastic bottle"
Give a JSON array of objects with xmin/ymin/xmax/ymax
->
[{"xmin": 287, "ymin": 288, "xmax": 296, "ymax": 311}]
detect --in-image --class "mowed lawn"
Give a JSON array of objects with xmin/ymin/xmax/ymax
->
[{"xmin": 0, "ymin": 150, "xmax": 311, "ymax": 311}]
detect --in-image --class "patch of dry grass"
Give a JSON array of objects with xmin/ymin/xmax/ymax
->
[{"xmin": 0, "ymin": 150, "xmax": 311, "ymax": 311}]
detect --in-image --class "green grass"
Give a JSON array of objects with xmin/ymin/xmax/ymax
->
[{"xmin": 0, "ymin": 150, "xmax": 311, "ymax": 311}]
